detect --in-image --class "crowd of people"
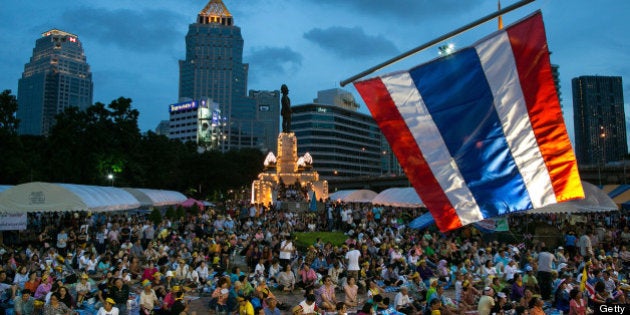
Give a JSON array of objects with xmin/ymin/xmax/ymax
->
[{"xmin": 0, "ymin": 201, "xmax": 628, "ymax": 315}]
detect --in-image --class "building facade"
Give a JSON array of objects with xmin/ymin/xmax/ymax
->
[
  {"xmin": 292, "ymin": 89, "xmax": 388, "ymax": 180},
  {"xmin": 249, "ymin": 90, "xmax": 280, "ymax": 153},
  {"xmin": 168, "ymin": 99, "xmax": 225, "ymax": 150},
  {"xmin": 572, "ymin": 75, "xmax": 627, "ymax": 165},
  {"xmin": 17, "ymin": 29, "xmax": 93, "ymax": 136},
  {"xmin": 178, "ymin": 0, "xmax": 258, "ymax": 152}
]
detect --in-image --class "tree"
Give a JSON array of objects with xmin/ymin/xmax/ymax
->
[
  {"xmin": 0, "ymin": 90, "xmax": 26, "ymax": 183},
  {"xmin": 0, "ymin": 90, "xmax": 19, "ymax": 135}
]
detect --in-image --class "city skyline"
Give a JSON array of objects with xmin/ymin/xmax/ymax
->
[{"xmin": 1, "ymin": 0, "xmax": 628, "ymax": 145}]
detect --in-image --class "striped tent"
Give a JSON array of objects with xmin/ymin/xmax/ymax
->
[{"xmin": 602, "ymin": 184, "xmax": 630, "ymax": 210}]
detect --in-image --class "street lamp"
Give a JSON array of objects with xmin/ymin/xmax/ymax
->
[
  {"xmin": 598, "ymin": 126, "xmax": 606, "ymax": 185},
  {"xmin": 438, "ymin": 43, "xmax": 455, "ymax": 56},
  {"xmin": 107, "ymin": 173, "xmax": 114, "ymax": 187},
  {"xmin": 359, "ymin": 147, "xmax": 366, "ymax": 176}
]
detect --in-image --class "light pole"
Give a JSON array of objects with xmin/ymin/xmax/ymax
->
[
  {"xmin": 598, "ymin": 126, "xmax": 606, "ymax": 186},
  {"xmin": 359, "ymin": 147, "xmax": 366, "ymax": 176},
  {"xmin": 107, "ymin": 173, "xmax": 114, "ymax": 187}
]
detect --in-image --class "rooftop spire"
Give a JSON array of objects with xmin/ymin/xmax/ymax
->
[{"xmin": 197, "ymin": 0, "xmax": 233, "ymax": 26}]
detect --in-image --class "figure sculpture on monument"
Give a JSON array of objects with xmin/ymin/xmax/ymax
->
[{"xmin": 281, "ymin": 84, "xmax": 291, "ymax": 133}]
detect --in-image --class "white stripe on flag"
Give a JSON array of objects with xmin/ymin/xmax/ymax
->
[
  {"xmin": 475, "ymin": 31, "xmax": 557, "ymax": 208},
  {"xmin": 382, "ymin": 72, "xmax": 484, "ymax": 225}
]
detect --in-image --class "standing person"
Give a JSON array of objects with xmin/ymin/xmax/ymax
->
[
  {"xmin": 279, "ymin": 235, "xmax": 294, "ymax": 267},
  {"xmin": 345, "ymin": 243, "xmax": 361, "ymax": 284},
  {"xmin": 537, "ymin": 246, "xmax": 556, "ymax": 300},
  {"xmin": 280, "ymin": 84, "xmax": 291, "ymax": 133},
  {"xmin": 579, "ymin": 229, "xmax": 593, "ymax": 258},
  {"xmin": 56, "ymin": 229, "xmax": 68, "ymax": 256}
]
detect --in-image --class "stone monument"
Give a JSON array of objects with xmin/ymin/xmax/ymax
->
[{"xmin": 252, "ymin": 133, "xmax": 327, "ymax": 206}]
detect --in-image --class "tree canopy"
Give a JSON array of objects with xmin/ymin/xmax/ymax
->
[{"xmin": 0, "ymin": 92, "xmax": 264, "ymax": 200}]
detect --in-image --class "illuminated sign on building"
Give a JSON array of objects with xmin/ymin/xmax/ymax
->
[{"xmin": 169, "ymin": 100, "xmax": 198, "ymax": 113}]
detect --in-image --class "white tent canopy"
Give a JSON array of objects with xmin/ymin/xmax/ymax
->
[
  {"xmin": 0, "ymin": 182, "xmax": 187, "ymax": 213},
  {"xmin": 0, "ymin": 182, "xmax": 140, "ymax": 213},
  {"xmin": 372, "ymin": 187, "xmax": 425, "ymax": 208},
  {"xmin": 528, "ymin": 181, "xmax": 617, "ymax": 213},
  {"xmin": 328, "ymin": 189, "xmax": 377, "ymax": 203},
  {"xmin": 123, "ymin": 188, "xmax": 187, "ymax": 207}
]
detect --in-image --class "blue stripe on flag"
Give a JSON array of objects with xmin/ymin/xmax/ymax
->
[{"xmin": 408, "ymin": 48, "xmax": 532, "ymax": 218}]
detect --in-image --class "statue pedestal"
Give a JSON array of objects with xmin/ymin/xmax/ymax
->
[{"xmin": 252, "ymin": 132, "xmax": 328, "ymax": 206}]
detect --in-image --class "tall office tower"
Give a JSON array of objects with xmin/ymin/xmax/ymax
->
[
  {"xmin": 551, "ymin": 64, "xmax": 562, "ymax": 107},
  {"xmin": 292, "ymin": 89, "xmax": 384, "ymax": 179},
  {"xmin": 249, "ymin": 90, "xmax": 280, "ymax": 153},
  {"xmin": 179, "ymin": 0, "xmax": 257, "ymax": 152},
  {"xmin": 17, "ymin": 29, "xmax": 93, "ymax": 136},
  {"xmin": 572, "ymin": 76, "xmax": 627, "ymax": 165}
]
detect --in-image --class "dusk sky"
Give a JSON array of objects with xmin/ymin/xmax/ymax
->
[{"xmin": 1, "ymin": 0, "xmax": 628, "ymax": 144}]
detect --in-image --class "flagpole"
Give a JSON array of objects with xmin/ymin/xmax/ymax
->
[{"xmin": 339, "ymin": 0, "xmax": 535, "ymax": 87}]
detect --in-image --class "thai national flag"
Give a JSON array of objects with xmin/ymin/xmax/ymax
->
[{"xmin": 354, "ymin": 11, "xmax": 583, "ymax": 232}]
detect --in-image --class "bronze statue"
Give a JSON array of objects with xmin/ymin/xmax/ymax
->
[{"xmin": 281, "ymin": 84, "xmax": 291, "ymax": 133}]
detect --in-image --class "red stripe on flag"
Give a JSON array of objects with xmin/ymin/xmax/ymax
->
[
  {"xmin": 507, "ymin": 13, "xmax": 583, "ymax": 201},
  {"xmin": 354, "ymin": 78, "xmax": 463, "ymax": 231}
]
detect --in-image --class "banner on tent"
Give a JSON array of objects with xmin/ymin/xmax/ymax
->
[
  {"xmin": 475, "ymin": 217, "xmax": 509, "ymax": 232},
  {"xmin": 0, "ymin": 213, "xmax": 27, "ymax": 230}
]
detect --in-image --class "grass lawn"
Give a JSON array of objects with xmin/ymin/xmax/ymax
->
[{"xmin": 293, "ymin": 231, "xmax": 347, "ymax": 250}]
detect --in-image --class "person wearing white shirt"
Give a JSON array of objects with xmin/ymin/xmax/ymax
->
[
  {"xmin": 268, "ymin": 261, "xmax": 281, "ymax": 282},
  {"xmin": 504, "ymin": 259, "xmax": 518, "ymax": 283},
  {"xmin": 345, "ymin": 243, "xmax": 361, "ymax": 282},
  {"xmin": 394, "ymin": 286, "xmax": 416, "ymax": 314},
  {"xmin": 298, "ymin": 294, "xmax": 317, "ymax": 315},
  {"xmin": 196, "ymin": 261, "xmax": 210, "ymax": 281},
  {"xmin": 97, "ymin": 297, "xmax": 120, "ymax": 315}
]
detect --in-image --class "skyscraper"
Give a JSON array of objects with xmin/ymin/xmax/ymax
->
[
  {"xmin": 292, "ymin": 89, "xmax": 385, "ymax": 179},
  {"xmin": 249, "ymin": 89, "xmax": 280, "ymax": 153},
  {"xmin": 572, "ymin": 75, "xmax": 627, "ymax": 165},
  {"xmin": 179, "ymin": 0, "xmax": 257, "ymax": 152},
  {"xmin": 17, "ymin": 29, "xmax": 93, "ymax": 136}
]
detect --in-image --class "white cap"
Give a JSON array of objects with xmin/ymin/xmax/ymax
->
[
  {"xmin": 166, "ymin": 270, "xmax": 174, "ymax": 277},
  {"xmin": 497, "ymin": 292, "xmax": 507, "ymax": 298}
]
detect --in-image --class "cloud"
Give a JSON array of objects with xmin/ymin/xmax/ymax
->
[
  {"xmin": 303, "ymin": 26, "xmax": 398, "ymax": 59},
  {"xmin": 60, "ymin": 7, "xmax": 185, "ymax": 53},
  {"xmin": 298, "ymin": 0, "xmax": 480, "ymax": 22},
  {"xmin": 246, "ymin": 46, "xmax": 302, "ymax": 81}
]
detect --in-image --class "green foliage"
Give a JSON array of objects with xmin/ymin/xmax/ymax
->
[
  {"xmin": 148, "ymin": 208, "xmax": 162, "ymax": 226},
  {"xmin": 188, "ymin": 203, "xmax": 200, "ymax": 216},
  {"xmin": 0, "ymin": 90, "xmax": 19, "ymax": 135},
  {"xmin": 176, "ymin": 206, "xmax": 185, "ymax": 219},
  {"xmin": 293, "ymin": 232, "xmax": 347, "ymax": 251},
  {"xmin": 0, "ymin": 94, "xmax": 265, "ymax": 198},
  {"xmin": 164, "ymin": 206, "xmax": 176, "ymax": 219}
]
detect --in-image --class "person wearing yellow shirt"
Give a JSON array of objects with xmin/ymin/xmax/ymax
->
[{"xmin": 237, "ymin": 296, "xmax": 255, "ymax": 315}]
